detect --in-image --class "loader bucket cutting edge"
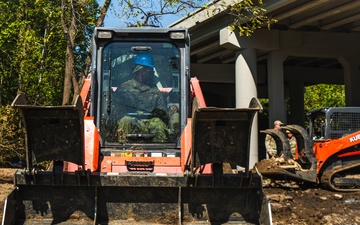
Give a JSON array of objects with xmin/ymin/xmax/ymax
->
[
  {"xmin": 254, "ymin": 163, "xmax": 317, "ymax": 183},
  {"xmin": 2, "ymin": 172, "xmax": 271, "ymax": 225}
]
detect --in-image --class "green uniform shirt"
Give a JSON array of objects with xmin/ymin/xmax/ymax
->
[
  {"xmin": 118, "ymin": 79, "xmax": 166, "ymax": 113},
  {"xmin": 265, "ymin": 134, "xmax": 277, "ymax": 156},
  {"xmin": 117, "ymin": 79, "xmax": 168, "ymax": 143},
  {"xmin": 288, "ymin": 136, "xmax": 297, "ymax": 157}
]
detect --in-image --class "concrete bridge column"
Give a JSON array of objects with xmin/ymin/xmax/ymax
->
[
  {"xmin": 288, "ymin": 81, "xmax": 305, "ymax": 126},
  {"xmin": 338, "ymin": 56, "xmax": 360, "ymax": 106},
  {"xmin": 234, "ymin": 48, "xmax": 259, "ymax": 166},
  {"xmin": 267, "ymin": 52, "xmax": 288, "ymax": 126}
]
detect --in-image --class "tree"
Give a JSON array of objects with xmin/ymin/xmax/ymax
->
[
  {"xmin": 221, "ymin": 0, "xmax": 277, "ymax": 36},
  {"xmin": 0, "ymin": 0, "xmax": 67, "ymax": 106},
  {"xmin": 259, "ymin": 84, "xmax": 345, "ymax": 126},
  {"xmin": 0, "ymin": 0, "xmax": 68, "ymax": 166},
  {"xmin": 61, "ymin": 0, "xmax": 111, "ymax": 105},
  {"xmin": 0, "ymin": 106, "xmax": 24, "ymax": 166},
  {"xmin": 304, "ymin": 84, "xmax": 345, "ymax": 111}
]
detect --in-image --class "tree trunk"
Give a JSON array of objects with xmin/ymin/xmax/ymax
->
[
  {"xmin": 63, "ymin": 45, "xmax": 74, "ymax": 105},
  {"xmin": 61, "ymin": 0, "xmax": 75, "ymax": 105},
  {"xmin": 78, "ymin": 0, "xmax": 112, "ymax": 94},
  {"xmin": 62, "ymin": 0, "xmax": 112, "ymax": 105}
]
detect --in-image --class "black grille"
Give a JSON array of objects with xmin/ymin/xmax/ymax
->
[{"xmin": 330, "ymin": 112, "xmax": 360, "ymax": 139}]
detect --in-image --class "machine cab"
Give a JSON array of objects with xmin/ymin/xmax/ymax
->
[
  {"xmin": 91, "ymin": 28, "xmax": 190, "ymax": 150},
  {"xmin": 308, "ymin": 107, "xmax": 360, "ymax": 140}
]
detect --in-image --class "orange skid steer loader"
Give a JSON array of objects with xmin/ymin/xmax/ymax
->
[
  {"xmin": 256, "ymin": 107, "xmax": 360, "ymax": 192},
  {"xmin": 2, "ymin": 27, "xmax": 271, "ymax": 224}
]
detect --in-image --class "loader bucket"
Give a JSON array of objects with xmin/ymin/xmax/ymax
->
[
  {"xmin": 254, "ymin": 159, "xmax": 317, "ymax": 183},
  {"xmin": 3, "ymin": 171, "xmax": 272, "ymax": 225},
  {"xmin": 11, "ymin": 94, "xmax": 85, "ymax": 169},
  {"xmin": 255, "ymin": 125, "xmax": 318, "ymax": 183},
  {"xmin": 191, "ymin": 97, "xmax": 263, "ymax": 172}
]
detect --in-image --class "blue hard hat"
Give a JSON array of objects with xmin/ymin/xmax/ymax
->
[{"xmin": 133, "ymin": 52, "xmax": 155, "ymax": 68}]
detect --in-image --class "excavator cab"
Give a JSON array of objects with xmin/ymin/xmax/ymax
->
[{"xmin": 3, "ymin": 27, "xmax": 271, "ymax": 224}]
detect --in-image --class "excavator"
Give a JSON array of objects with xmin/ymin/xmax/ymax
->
[
  {"xmin": 2, "ymin": 27, "xmax": 271, "ymax": 224},
  {"xmin": 256, "ymin": 107, "xmax": 360, "ymax": 192}
]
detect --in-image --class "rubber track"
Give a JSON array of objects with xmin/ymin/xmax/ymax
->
[{"xmin": 321, "ymin": 161, "xmax": 360, "ymax": 192}]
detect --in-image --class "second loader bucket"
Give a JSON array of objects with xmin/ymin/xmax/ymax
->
[
  {"xmin": 255, "ymin": 125, "xmax": 317, "ymax": 183},
  {"xmin": 3, "ymin": 170, "xmax": 271, "ymax": 224}
]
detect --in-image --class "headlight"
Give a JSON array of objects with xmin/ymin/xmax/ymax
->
[
  {"xmin": 170, "ymin": 31, "xmax": 185, "ymax": 40},
  {"xmin": 97, "ymin": 31, "xmax": 112, "ymax": 39}
]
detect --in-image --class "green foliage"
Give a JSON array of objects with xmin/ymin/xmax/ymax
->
[
  {"xmin": 0, "ymin": 1, "xmax": 21, "ymax": 105},
  {"xmin": 304, "ymin": 84, "xmax": 345, "ymax": 111},
  {"xmin": 60, "ymin": 0, "xmax": 101, "ymax": 105},
  {"xmin": 259, "ymin": 84, "xmax": 345, "ymax": 125},
  {"xmin": 0, "ymin": 0, "xmax": 99, "ymax": 106},
  {"xmin": 259, "ymin": 98, "xmax": 269, "ymax": 120},
  {"xmin": 0, "ymin": 0, "xmax": 66, "ymax": 106},
  {"xmin": 0, "ymin": 0, "xmax": 100, "ymax": 165},
  {"xmin": 218, "ymin": 0, "xmax": 277, "ymax": 36},
  {"xmin": 0, "ymin": 106, "xmax": 25, "ymax": 167},
  {"xmin": 72, "ymin": 1, "xmax": 99, "ymax": 78}
]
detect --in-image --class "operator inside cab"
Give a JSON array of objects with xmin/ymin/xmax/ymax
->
[
  {"xmin": 100, "ymin": 42, "xmax": 181, "ymax": 145},
  {"xmin": 118, "ymin": 53, "xmax": 167, "ymax": 114},
  {"xmin": 117, "ymin": 52, "xmax": 171, "ymax": 143}
]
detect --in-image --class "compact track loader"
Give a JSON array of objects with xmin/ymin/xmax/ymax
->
[
  {"xmin": 2, "ymin": 27, "xmax": 271, "ymax": 224},
  {"xmin": 256, "ymin": 107, "xmax": 360, "ymax": 192}
]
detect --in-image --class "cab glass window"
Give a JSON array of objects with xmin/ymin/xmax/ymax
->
[{"xmin": 99, "ymin": 42, "xmax": 180, "ymax": 144}]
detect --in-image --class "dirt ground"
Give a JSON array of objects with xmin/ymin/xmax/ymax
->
[
  {"xmin": 0, "ymin": 168, "xmax": 17, "ymax": 220},
  {"xmin": 1, "ymin": 168, "xmax": 360, "ymax": 225},
  {"xmin": 263, "ymin": 181, "xmax": 360, "ymax": 225},
  {"xmin": 257, "ymin": 158, "xmax": 360, "ymax": 224}
]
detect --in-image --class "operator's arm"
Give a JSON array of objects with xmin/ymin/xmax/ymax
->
[{"xmin": 156, "ymin": 92, "xmax": 167, "ymax": 112}]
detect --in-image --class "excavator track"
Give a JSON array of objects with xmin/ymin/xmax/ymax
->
[{"xmin": 321, "ymin": 161, "xmax": 360, "ymax": 192}]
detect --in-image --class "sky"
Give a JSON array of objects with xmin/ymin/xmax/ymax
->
[
  {"xmin": 103, "ymin": 11, "xmax": 185, "ymax": 27},
  {"xmin": 99, "ymin": 0, "xmax": 210, "ymax": 28}
]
